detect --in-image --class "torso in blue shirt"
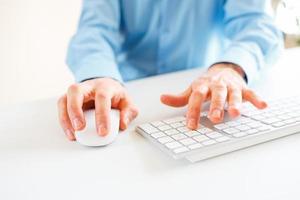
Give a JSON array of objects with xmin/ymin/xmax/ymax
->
[
  {"xmin": 118, "ymin": 0, "xmax": 224, "ymax": 81},
  {"xmin": 67, "ymin": 0, "xmax": 282, "ymax": 83}
]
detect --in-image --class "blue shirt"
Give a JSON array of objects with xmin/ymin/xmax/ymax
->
[{"xmin": 67, "ymin": 0, "xmax": 283, "ymax": 84}]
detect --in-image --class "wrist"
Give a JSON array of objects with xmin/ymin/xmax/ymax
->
[{"xmin": 209, "ymin": 63, "xmax": 247, "ymax": 83}]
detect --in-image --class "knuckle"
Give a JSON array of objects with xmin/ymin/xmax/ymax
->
[
  {"xmin": 68, "ymin": 84, "xmax": 80, "ymax": 94},
  {"xmin": 130, "ymin": 107, "xmax": 139, "ymax": 118},
  {"xmin": 212, "ymin": 82, "xmax": 226, "ymax": 91},
  {"xmin": 57, "ymin": 95, "xmax": 66, "ymax": 107},
  {"xmin": 192, "ymin": 89, "xmax": 205, "ymax": 98},
  {"xmin": 211, "ymin": 98, "xmax": 224, "ymax": 108},
  {"xmin": 245, "ymin": 88, "xmax": 254, "ymax": 95},
  {"xmin": 187, "ymin": 110, "xmax": 200, "ymax": 119},
  {"xmin": 68, "ymin": 104, "xmax": 80, "ymax": 114},
  {"xmin": 95, "ymin": 110, "xmax": 108, "ymax": 119},
  {"xmin": 96, "ymin": 90, "xmax": 108, "ymax": 99},
  {"xmin": 60, "ymin": 117, "xmax": 70, "ymax": 127}
]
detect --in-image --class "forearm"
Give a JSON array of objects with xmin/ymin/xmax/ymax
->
[
  {"xmin": 214, "ymin": 0, "xmax": 283, "ymax": 84},
  {"xmin": 66, "ymin": 0, "xmax": 123, "ymax": 83}
]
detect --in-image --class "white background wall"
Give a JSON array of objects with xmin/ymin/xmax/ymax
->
[{"xmin": 0, "ymin": 0, "xmax": 81, "ymax": 106}]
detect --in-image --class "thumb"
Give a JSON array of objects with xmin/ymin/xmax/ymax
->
[
  {"xmin": 160, "ymin": 87, "xmax": 192, "ymax": 107},
  {"xmin": 118, "ymin": 95, "xmax": 139, "ymax": 130}
]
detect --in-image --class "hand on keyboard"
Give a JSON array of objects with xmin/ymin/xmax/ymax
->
[{"xmin": 160, "ymin": 63, "xmax": 267, "ymax": 130}]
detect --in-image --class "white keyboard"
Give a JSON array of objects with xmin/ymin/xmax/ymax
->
[{"xmin": 136, "ymin": 96, "xmax": 300, "ymax": 162}]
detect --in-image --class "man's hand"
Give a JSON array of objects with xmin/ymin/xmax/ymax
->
[
  {"xmin": 160, "ymin": 63, "xmax": 267, "ymax": 130},
  {"xmin": 57, "ymin": 78, "xmax": 138, "ymax": 141}
]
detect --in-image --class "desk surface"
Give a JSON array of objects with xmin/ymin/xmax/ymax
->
[{"xmin": 1, "ymin": 48, "xmax": 300, "ymax": 200}]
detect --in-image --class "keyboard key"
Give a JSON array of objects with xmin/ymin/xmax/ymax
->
[
  {"xmin": 214, "ymin": 123, "xmax": 229, "ymax": 130},
  {"xmin": 215, "ymin": 136, "xmax": 230, "ymax": 142},
  {"xmin": 206, "ymin": 131, "xmax": 223, "ymax": 139},
  {"xmin": 179, "ymin": 138, "xmax": 197, "ymax": 146},
  {"xmin": 200, "ymin": 111, "xmax": 209, "ymax": 117},
  {"xmin": 243, "ymin": 110, "xmax": 263, "ymax": 117},
  {"xmin": 202, "ymin": 140, "xmax": 217, "ymax": 146},
  {"xmin": 236, "ymin": 117, "xmax": 253, "ymax": 124},
  {"xmin": 223, "ymin": 128, "xmax": 240, "ymax": 134},
  {"xmin": 197, "ymin": 127, "xmax": 213, "ymax": 134},
  {"xmin": 246, "ymin": 121, "xmax": 263, "ymax": 128},
  {"xmin": 165, "ymin": 141, "xmax": 183, "ymax": 149},
  {"xmin": 163, "ymin": 117, "xmax": 185, "ymax": 124},
  {"xmin": 170, "ymin": 122, "xmax": 183, "ymax": 128},
  {"xmin": 225, "ymin": 121, "xmax": 240, "ymax": 127},
  {"xmin": 177, "ymin": 126, "xmax": 189, "ymax": 132},
  {"xmin": 272, "ymin": 122, "xmax": 286, "ymax": 128},
  {"xmin": 246, "ymin": 129, "xmax": 259, "ymax": 135},
  {"xmin": 173, "ymin": 147, "xmax": 189, "ymax": 154},
  {"xmin": 158, "ymin": 136, "xmax": 174, "ymax": 144},
  {"xmin": 151, "ymin": 121, "xmax": 165, "ymax": 127},
  {"xmin": 193, "ymin": 135, "xmax": 210, "ymax": 142},
  {"xmin": 261, "ymin": 117, "xmax": 281, "ymax": 124},
  {"xmin": 251, "ymin": 115, "xmax": 265, "ymax": 121},
  {"xmin": 164, "ymin": 129, "xmax": 180, "ymax": 136},
  {"xmin": 232, "ymin": 132, "xmax": 248, "ymax": 138},
  {"xmin": 185, "ymin": 131, "xmax": 201, "ymax": 137},
  {"xmin": 278, "ymin": 115, "xmax": 293, "ymax": 120},
  {"xmin": 158, "ymin": 125, "xmax": 172, "ymax": 131},
  {"xmin": 258, "ymin": 125, "xmax": 271, "ymax": 132},
  {"xmin": 139, "ymin": 124, "xmax": 159, "ymax": 134},
  {"xmin": 171, "ymin": 133, "xmax": 187, "ymax": 140},
  {"xmin": 236, "ymin": 125, "xmax": 251, "ymax": 131},
  {"xmin": 151, "ymin": 132, "xmax": 166, "ymax": 139},
  {"xmin": 283, "ymin": 119, "xmax": 297, "ymax": 125},
  {"xmin": 188, "ymin": 143, "xmax": 203, "ymax": 150}
]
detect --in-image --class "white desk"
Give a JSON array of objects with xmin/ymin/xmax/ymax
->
[{"xmin": 1, "ymin": 48, "xmax": 300, "ymax": 200}]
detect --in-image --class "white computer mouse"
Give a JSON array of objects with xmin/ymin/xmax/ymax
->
[{"xmin": 74, "ymin": 109, "xmax": 120, "ymax": 147}]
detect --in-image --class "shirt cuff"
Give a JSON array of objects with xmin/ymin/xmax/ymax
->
[
  {"xmin": 73, "ymin": 59, "xmax": 123, "ymax": 83},
  {"xmin": 212, "ymin": 45, "xmax": 260, "ymax": 85}
]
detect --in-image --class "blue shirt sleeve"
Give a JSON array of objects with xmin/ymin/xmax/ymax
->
[
  {"xmin": 66, "ymin": 0, "xmax": 123, "ymax": 83},
  {"xmin": 213, "ymin": 0, "xmax": 284, "ymax": 84}
]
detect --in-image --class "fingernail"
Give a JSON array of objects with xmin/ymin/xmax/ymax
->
[
  {"xmin": 97, "ymin": 124, "xmax": 107, "ymax": 136},
  {"xmin": 188, "ymin": 119, "xmax": 197, "ymax": 129},
  {"xmin": 73, "ymin": 118, "xmax": 82, "ymax": 130},
  {"xmin": 66, "ymin": 129, "xmax": 75, "ymax": 141},
  {"xmin": 228, "ymin": 106, "xmax": 240, "ymax": 116},
  {"xmin": 261, "ymin": 101, "xmax": 268, "ymax": 108},
  {"xmin": 211, "ymin": 109, "xmax": 221, "ymax": 119}
]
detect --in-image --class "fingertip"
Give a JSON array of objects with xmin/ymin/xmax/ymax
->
[
  {"xmin": 228, "ymin": 106, "xmax": 241, "ymax": 118},
  {"xmin": 119, "ymin": 117, "xmax": 128, "ymax": 131},
  {"xmin": 208, "ymin": 109, "xmax": 224, "ymax": 124},
  {"xmin": 65, "ymin": 129, "xmax": 76, "ymax": 141},
  {"xmin": 97, "ymin": 124, "xmax": 109, "ymax": 137},
  {"xmin": 187, "ymin": 118, "xmax": 198, "ymax": 130},
  {"xmin": 260, "ymin": 101, "xmax": 268, "ymax": 109},
  {"xmin": 160, "ymin": 94, "xmax": 169, "ymax": 104},
  {"xmin": 254, "ymin": 101, "xmax": 268, "ymax": 110}
]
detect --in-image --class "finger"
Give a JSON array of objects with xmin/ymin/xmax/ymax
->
[
  {"xmin": 227, "ymin": 87, "xmax": 242, "ymax": 118},
  {"xmin": 242, "ymin": 89, "xmax": 267, "ymax": 109},
  {"xmin": 160, "ymin": 87, "xmax": 192, "ymax": 107},
  {"xmin": 186, "ymin": 86, "xmax": 209, "ymax": 129},
  {"xmin": 119, "ymin": 96, "xmax": 139, "ymax": 131},
  {"xmin": 209, "ymin": 82, "xmax": 227, "ymax": 123},
  {"xmin": 57, "ymin": 95, "xmax": 76, "ymax": 141},
  {"xmin": 66, "ymin": 84, "xmax": 86, "ymax": 131},
  {"xmin": 95, "ymin": 90, "xmax": 112, "ymax": 136}
]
